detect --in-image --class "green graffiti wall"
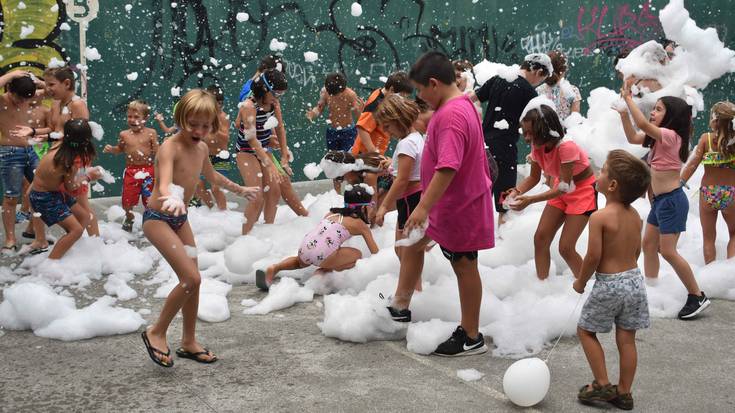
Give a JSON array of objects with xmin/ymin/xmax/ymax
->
[{"xmin": 1, "ymin": 0, "xmax": 733, "ymax": 196}]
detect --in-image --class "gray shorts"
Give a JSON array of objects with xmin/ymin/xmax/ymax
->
[{"xmin": 578, "ymin": 268, "xmax": 650, "ymax": 333}]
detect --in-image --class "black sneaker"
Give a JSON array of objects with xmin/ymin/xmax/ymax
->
[
  {"xmin": 386, "ymin": 306, "xmax": 411, "ymax": 322},
  {"xmin": 678, "ymin": 291, "xmax": 711, "ymax": 319},
  {"xmin": 433, "ymin": 326, "xmax": 488, "ymax": 357}
]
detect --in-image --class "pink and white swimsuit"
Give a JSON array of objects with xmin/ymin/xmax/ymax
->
[{"xmin": 298, "ymin": 214, "xmax": 352, "ymax": 266}]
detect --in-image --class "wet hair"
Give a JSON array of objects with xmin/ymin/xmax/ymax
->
[
  {"xmin": 174, "ymin": 89, "xmax": 221, "ymax": 132},
  {"xmin": 414, "ymin": 97, "xmax": 431, "ymax": 113},
  {"xmin": 206, "ymin": 84, "xmax": 224, "ymax": 105},
  {"xmin": 54, "ymin": 119, "xmax": 96, "ymax": 172},
  {"xmin": 324, "ymin": 72, "xmax": 347, "ymax": 96},
  {"xmin": 258, "ymin": 54, "xmax": 287, "ymax": 73},
  {"xmin": 544, "ymin": 50, "xmax": 568, "ymax": 86},
  {"xmin": 128, "ymin": 99, "xmax": 150, "ymax": 118},
  {"xmin": 644, "ymin": 96, "xmax": 691, "ymax": 162},
  {"xmin": 251, "ymin": 69, "xmax": 288, "ymax": 100},
  {"xmin": 8, "ymin": 75, "xmax": 36, "ymax": 99},
  {"xmin": 384, "ymin": 71, "xmax": 413, "ymax": 94},
  {"xmin": 710, "ymin": 101, "xmax": 735, "ymax": 156},
  {"xmin": 330, "ymin": 184, "xmax": 373, "ymax": 224},
  {"xmin": 605, "ymin": 150, "xmax": 651, "ymax": 205},
  {"xmin": 520, "ymin": 104, "xmax": 565, "ymax": 146},
  {"xmin": 520, "ymin": 59, "xmax": 551, "ymax": 77},
  {"xmin": 409, "ymin": 51, "xmax": 456, "ymax": 86},
  {"xmin": 44, "ymin": 67, "xmax": 76, "ymax": 90},
  {"xmin": 373, "ymin": 94, "xmax": 420, "ymax": 138}
]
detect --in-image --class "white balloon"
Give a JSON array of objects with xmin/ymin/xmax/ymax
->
[{"xmin": 503, "ymin": 357, "xmax": 550, "ymax": 407}]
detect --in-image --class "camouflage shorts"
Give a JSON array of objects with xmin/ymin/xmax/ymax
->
[{"xmin": 578, "ymin": 268, "xmax": 650, "ymax": 333}]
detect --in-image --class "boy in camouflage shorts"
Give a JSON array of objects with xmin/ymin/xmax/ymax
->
[{"xmin": 573, "ymin": 150, "xmax": 651, "ymax": 411}]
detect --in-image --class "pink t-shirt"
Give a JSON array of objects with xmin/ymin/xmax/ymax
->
[
  {"xmin": 422, "ymin": 95, "xmax": 495, "ymax": 251},
  {"xmin": 648, "ymin": 128, "xmax": 683, "ymax": 171},
  {"xmin": 530, "ymin": 140, "xmax": 590, "ymax": 178}
]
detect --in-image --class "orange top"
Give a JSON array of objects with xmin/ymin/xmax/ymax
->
[{"xmin": 352, "ymin": 89, "xmax": 389, "ymax": 155}]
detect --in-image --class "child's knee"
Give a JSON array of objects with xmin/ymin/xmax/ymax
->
[
  {"xmin": 659, "ymin": 246, "xmax": 679, "ymax": 261},
  {"xmin": 558, "ymin": 242, "xmax": 577, "ymax": 258},
  {"xmin": 179, "ymin": 273, "xmax": 201, "ymax": 293},
  {"xmin": 534, "ymin": 230, "xmax": 552, "ymax": 248}
]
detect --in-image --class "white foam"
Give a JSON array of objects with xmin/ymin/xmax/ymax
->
[
  {"xmin": 243, "ymin": 277, "xmax": 314, "ymax": 315},
  {"xmin": 303, "ymin": 162, "xmax": 323, "ymax": 180},
  {"xmin": 236, "ymin": 12, "xmax": 249, "ymax": 22},
  {"xmin": 457, "ymin": 368, "xmax": 485, "ymax": 382},
  {"xmin": 351, "ymin": 2, "xmax": 363, "ymax": 17},
  {"xmin": 304, "ymin": 51, "xmax": 319, "ymax": 63}
]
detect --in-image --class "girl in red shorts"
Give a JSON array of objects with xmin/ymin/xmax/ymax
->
[{"xmin": 507, "ymin": 97, "xmax": 596, "ymax": 279}]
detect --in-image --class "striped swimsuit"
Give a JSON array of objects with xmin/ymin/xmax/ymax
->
[{"xmin": 236, "ymin": 99, "xmax": 275, "ymax": 152}]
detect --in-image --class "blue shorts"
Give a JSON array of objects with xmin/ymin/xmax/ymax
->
[
  {"xmin": 326, "ymin": 125, "xmax": 357, "ymax": 152},
  {"xmin": 647, "ymin": 187, "xmax": 688, "ymax": 234},
  {"xmin": 210, "ymin": 155, "xmax": 232, "ymax": 174},
  {"xmin": 0, "ymin": 146, "xmax": 39, "ymax": 198},
  {"xmin": 29, "ymin": 190, "xmax": 77, "ymax": 227},
  {"xmin": 143, "ymin": 208, "xmax": 188, "ymax": 232}
]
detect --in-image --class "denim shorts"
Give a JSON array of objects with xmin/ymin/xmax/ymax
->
[
  {"xmin": 326, "ymin": 125, "xmax": 357, "ymax": 152},
  {"xmin": 647, "ymin": 187, "xmax": 688, "ymax": 234},
  {"xmin": 0, "ymin": 146, "xmax": 39, "ymax": 198},
  {"xmin": 578, "ymin": 268, "xmax": 650, "ymax": 333},
  {"xmin": 29, "ymin": 190, "xmax": 77, "ymax": 227}
]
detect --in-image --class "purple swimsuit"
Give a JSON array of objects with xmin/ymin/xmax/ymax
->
[{"xmin": 298, "ymin": 214, "xmax": 352, "ymax": 266}]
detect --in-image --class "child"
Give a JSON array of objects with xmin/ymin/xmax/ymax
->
[
  {"xmin": 388, "ymin": 51, "xmax": 494, "ymax": 357},
  {"xmin": 154, "ymin": 112, "xmax": 178, "ymax": 135},
  {"xmin": 319, "ymin": 150, "xmax": 384, "ymax": 186},
  {"xmin": 194, "ymin": 85, "xmax": 231, "ymax": 210},
  {"xmin": 508, "ymin": 98, "xmax": 597, "ymax": 279},
  {"xmin": 617, "ymin": 82, "xmax": 711, "ymax": 319},
  {"xmin": 306, "ymin": 72, "xmax": 363, "ymax": 191},
  {"xmin": 29, "ymin": 119, "xmax": 99, "ymax": 259},
  {"xmin": 373, "ymin": 94, "xmax": 424, "ymax": 291},
  {"xmin": 469, "ymin": 53, "xmax": 551, "ymax": 226},
  {"xmin": 256, "ymin": 184, "xmax": 379, "ymax": 290},
  {"xmin": 680, "ymin": 101, "xmax": 735, "ymax": 263},
  {"xmin": 234, "ymin": 69, "xmax": 287, "ymax": 234},
  {"xmin": 141, "ymin": 89, "xmax": 259, "ymax": 367},
  {"xmin": 103, "ymin": 100, "xmax": 159, "ymax": 232},
  {"xmin": 573, "ymin": 150, "xmax": 652, "ymax": 411}
]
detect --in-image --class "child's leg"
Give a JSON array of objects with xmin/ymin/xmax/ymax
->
[
  {"xmin": 392, "ymin": 236, "xmax": 429, "ymax": 309},
  {"xmin": 236, "ymin": 152, "xmax": 264, "ymax": 234},
  {"xmin": 2, "ymin": 196, "xmax": 19, "ymax": 247},
  {"xmin": 266, "ymin": 256, "xmax": 307, "ymax": 284},
  {"xmin": 615, "ymin": 327, "xmax": 637, "ymax": 395},
  {"xmin": 559, "ymin": 214, "xmax": 590, "ymax": 278},
  {"xmin": 143, "ymin": 220, "xmax": 202, "ymax": 365},
  {"xmin": 451, "ymin": 255, "xmax": 483, "ymax": 338},
  {"xmin": 533, "ymin": 205, "xmax": 565, "ymax": 279},
  {"xmin": 75, "ymin": 192, "xmax": 99, "ymax": 237},
  {"xmin": 319, "ymin": 247, "xmax": 362, "ymax": 271},
  {"xmin": 578, "ymin": 327, "xmax": 610, "ymax": 386},
  {"xmin": 210, "ymin": 184, "xmax": 227, "ymax": 210},
  {"xmin": 28, "ymin": 216, "xmax": 48, "ymax": 249},
  {"xmin": 722, "ymin": 203, "xmax": 735, "ymax": 259},
  {"xmin": 20, "ymin": 179, "xmax": 30, "ymax": 214},
  {"xmin": 262, "ymin": 165, "xmax": 281, "ymax": 224},
  {"xmin": 659, "ymin": 233, "xmax": 700, "ymax": 295},
  {"xmin": 394, "ymin": 228, "xmax": 422, "ymax": 291},
  {"xmin": 699, "ymin": 197, "xmax": 718, "ymax": 264},
  {"xmin": 642, "ymin": 223, "xmax": 660, "ymax": 279},
  {"xmin": 48, "ymin": 204, "xmax": 88, "ymax": 259},
  {"xmin": 279, "ymin": 176, "xmax": 308, "ymax": 217}
]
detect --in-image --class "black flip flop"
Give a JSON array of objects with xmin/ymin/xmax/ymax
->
[
  {"xmin": 141, "ymin": 330, "xmax": 173, "ymax": 368},
  {"xmin": 176, "ymin": 347, "xmax": 218, "ymax": 364},
  {"xmin": 255, "ymin": 269, "xmax": 270, "ymax": 291},
  {"xmin": 21, "ymin": 232, "xmax": 54, "ymax": 244},
  {"xmin": 29, "ymin": 246, "xmax": 49, "ymax": 255},
  {"xmin": 1, "ymin": 245, "xmax": 17, "ymax": 255}
]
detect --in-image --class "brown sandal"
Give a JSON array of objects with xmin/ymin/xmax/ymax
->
[
  {"xmin": 578, "ymin": 380, "xmax": 616, "ymax": 403},
  {"xmin": 608, "ymin": 385, "xmax": 634, "ymax": 410}
]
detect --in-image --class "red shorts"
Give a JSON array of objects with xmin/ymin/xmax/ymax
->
[
  {"xmin": 548, "ymin": 175, "xmax": 597, "ymax": 215},
  {"xmin": 122, "ymin": 165, "xmax": 154, "ymax": 209}
]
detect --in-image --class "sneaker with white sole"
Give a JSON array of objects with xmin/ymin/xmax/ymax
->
[
  {"xmin": 433, "ymin": 326, "xmax": 487, "ymax": 357},
  {"xmin": 678, "ymin": 291, "xmax": 711, "ymax": 319}
]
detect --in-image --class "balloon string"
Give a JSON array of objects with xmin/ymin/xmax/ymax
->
[{"xmin": 544, "ymin": 294, "xmax": 585, "ymax": 364}]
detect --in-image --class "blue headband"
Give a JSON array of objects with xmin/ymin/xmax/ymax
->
[
  {"xmin": 261, "ymin": 75, "xmax": 274, "ymax": 92},
  {"xmin": 344, "ymin": 201, "xmax": 374, "ymax": 208}
]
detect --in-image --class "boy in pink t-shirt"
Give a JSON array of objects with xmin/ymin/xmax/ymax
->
[{"xmin": 386, "ymin": 51, "xmax": 494, "ymax": 357}]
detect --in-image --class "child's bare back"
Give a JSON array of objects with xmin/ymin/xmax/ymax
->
[
  {"xmin": 594, "ymin": 203, "xmax": 642, "ymax": 274},
  {"xmin": 326, "ymin": 88, "xmax": 361, "ymax": 128}
]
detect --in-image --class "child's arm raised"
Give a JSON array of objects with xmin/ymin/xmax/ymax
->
[
  {"xmin": 201, "ymin": 153, "xmax": 259, "ymax": 200},
  {"xmin": 404, "ymin": 168, "xmax": 455, "ymax": 232},
  {"xmin": 374, "ymin": 155, "xmax": 414, "ymax": 226},
  {"xmin": 103, "ymin": 132, "xmax": 126, "ymax": 154},
  {"xmin": 154, "ymin": 113, "xmax": 177, "ymax": 135},
  {"xmin": 680, "ymin": 133, "xmax": 707, "ymax": 184},
  {"xmin": 306, "ymin": 88, "xmax": 327, "ymax": 121},
  {"xmin": 620, "ymin": 80, "xmax": 661, "ymax": 142},
  {"xmin": 573, "ymin": 212, "xmax": 604, "ymax": 293}
]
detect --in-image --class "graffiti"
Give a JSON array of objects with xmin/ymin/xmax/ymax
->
[
  {"xmin": 577, "ymin": 1, "xmax": 663, "ymax": 55},
  {"xmin": 0, "ymin": 0, "xmax": 68, "ymax": 75},
  {"xmin": 519, "ymin": 23, "xmax": 587, "ymax": 58}
]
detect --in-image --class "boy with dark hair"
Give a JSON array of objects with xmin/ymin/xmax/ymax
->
[
  {"xmin": 307, "ymin": 72, "xmax": 363, "ymax": 190},
  {"xmin": 573, "ymin": 150, "xmax": 652, "ymax": 410},
  {"xmin": 470, "ymin": 53, "xmax": 551, "ymax": 225},
  {"xmin": 0, "ymin": 71, "xmax": 48, "ymax": 255},
  {"xmin": 389, "ymin": 51, "xmax": 494, "ymax": 357}
]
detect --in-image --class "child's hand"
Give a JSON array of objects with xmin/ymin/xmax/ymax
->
[
  {"xmin": 160, "ymin": 195, "xmax": 187, "ymax": 216},
  {"xmin": 378, "ymin": 158, "xmax": 392, "ymax": 170},
  {"xmin": 154, "ymin": 113, "xmax": 164, "ymax": 122},
  {"xmin": 509, "ymin": 195, "xmax": 531, "ymax": 211},
  {"xmin": 103, "ymin": 144, "xmax": 113, "ymax": 153},
  {"xmin": 281, "ymin": 162, "xmax": 294, "ymax": 177},
  {"xmin": 305, "ymin": 109, "xmax": 316, "ymax": 122},
  {"xmin": 573, "ymin": 279, "xmax": 586, "ymax": 294},
  {"xmin": 404, "ymin": 205, "xmax": 428, "ymax": 233},
  {"xmin": 268, "ymin": 164, "xmax": 284, "ymax": 184},
  {"xmin": 235, "ymin": 185, "xmax": 260, "ymax": 201},
  {"xmin": 374, "ymin": 206, "xmax": 386, "ymax": 227},
  {"xmin": 10, "ymin": 125, "xmax": 34, "ymax": 138},
  {"xmin": 85, "ymin": 166, "xmax": 103, "ymax": 181}
]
